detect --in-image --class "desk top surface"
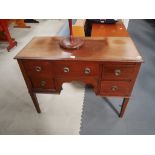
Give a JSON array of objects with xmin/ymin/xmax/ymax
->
[
  {"xmin": 91, "ymin": 21, "xmax": 129, "ymax": 37},
  {"xmin": 15, "ymin": 37, "xmax": 143, "ymax": 62}
]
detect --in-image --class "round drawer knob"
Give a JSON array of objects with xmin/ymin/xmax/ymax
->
[
  {"xmin": 64, "ymin": 67, "xmax": 70, "ymax": 73},
  {"xmin": 111, "ymin": 86, "xmax": 118, "ymax": 91},
  {"xmin": 40, "ymin": 80, "xmax": 46, "ymax": 87},
  {"xmin": 115, "ymin": 69, "xmax": 121, "ymax": 76},
  {"xmin": 35, "ymin": 66, "xmax": 42, "ymax": 72},
  {"xmin": 84, "ymin": 68, "xmax": 91, "ymax": 74}
]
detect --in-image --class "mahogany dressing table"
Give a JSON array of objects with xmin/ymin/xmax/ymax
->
[{"xmin": 15, "ymin": 37, "xmax": 143, "ymax": 117}]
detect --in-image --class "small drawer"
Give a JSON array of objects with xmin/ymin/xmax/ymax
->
[
  {"xmin": 54, "ymin": 61, "xmax": 99, "ymax": 77},
  {"xmin": 102, "ymin": 64, "xmax": 135, "ymax": 80},
  {"xmin": 22, "ymin": 60, "xmax": 52, "ymax": 76},
  {"xmin": 30, "ymin": 76, "xmax": 55, "ymax": 90},
  {"xmin": 100, "ymin": 81, "xmax": 131, "ymax": 96}
]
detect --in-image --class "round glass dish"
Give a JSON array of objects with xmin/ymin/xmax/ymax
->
[{"xmin": 59, "ymin": 36, "xmax": 84, "ymax": 49}]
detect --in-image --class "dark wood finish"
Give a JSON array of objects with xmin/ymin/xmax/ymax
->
[
  {"xmin": 29, "ymin": 92, "xmax": 41, "ymax": 113},
  {"xmin": 119, "ymin": 98, "xmax": 129, "ymax": 117},
  {"xmin": 102, "ymin": 62, "xmax": 136, "ymax": 81},
  {"xmin": 100, "ymin": 81, "xmax": 131, "ymax": 96},
  {"xmin": 15, "ymin": 37, "xmax": 143, "ymax": 117},
  {"xmin": 17, "ymin": 60, "xmax": 41, "ymax": 113},
  {"xmin": 29, "ymin": 76, "xmax": 55, "ymax": 90},
  {"xmin": 53, "ymin": 61, "xmax": 99, "ymax": 77},
  {"xmin": 22, "ymin": 60, "xmax": 53, "ymax": 76}
]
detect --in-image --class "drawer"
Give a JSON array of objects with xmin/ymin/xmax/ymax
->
[
  {"xmin": 102, "ymin": 64, "xmax": 135, "ymax": 80},
  {"xmin": 54, "ymin": 61, "xmax": 99, "ymax": 77},
  {"xmin": 22, "ymin": 60, "xmax": 53, "ymax": 76},
  {"xmin": 30, "ymin": 76, "xmax": 55, "ymax": 90},
  {"xmin": 100, "ymin": 81, "xmax": 131, "ymax": 96}
]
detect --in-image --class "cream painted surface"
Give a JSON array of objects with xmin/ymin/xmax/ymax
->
[{"xmin": 122, "ymin": 19, "xmax": 129, "ymax": 29}]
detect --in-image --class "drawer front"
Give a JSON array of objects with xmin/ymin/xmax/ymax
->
[
  {"xmin": 100, "ymin": 81, "xmax": 131, "ymax": 96},
  {"xmin": 54, "ymin": 62, "xmax": 99, "ymax": 77},
  {"xmin": 102, "ymin": 64, "xmax": 135, "ymax": 80},
  {"xmin": 30, "ymin": 76, "xmax": 55, "ymax": 90},
  {"xmin": 22, "ymin": 60, "xmax": 52, "ymax": 76}
]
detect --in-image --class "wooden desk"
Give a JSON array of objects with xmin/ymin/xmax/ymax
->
[
  {"xmin": 91, "ymin": 21, "xmax": 129, "ymax": 37},
  {"xmin": 15, "ymin": 37, "xmax": 143, "ymax": 117}
]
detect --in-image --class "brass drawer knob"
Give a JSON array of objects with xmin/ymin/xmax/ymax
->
[
  {"xmin": 84, "ymin": 68, "xmax": 91, "ymax": 74},
  {"xmin": 40, "ymin": 80, "xmax": 46, "ymax": 87},
  {"xmin": 111, "ymin": 86, "xmax": 118, "ymax": 91},
  {"xmin": 35, "ymin": 66, "xmax": 42, "ymax": 72},
  {"xmin": 64, "ymin": 67, "xmax": 70, "ymax": 73},
  {"xmin": 115, "ymin": 69, "xmax": 121, "ymax": 76}
]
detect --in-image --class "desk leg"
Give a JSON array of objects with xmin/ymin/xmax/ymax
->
[
  {"xmin": 29, "ymin": 92, "xmax": 41, "ymax": 113},
  {"xmin": 119, "ymin": 98, "xmax": 129, "ymax": 118}
]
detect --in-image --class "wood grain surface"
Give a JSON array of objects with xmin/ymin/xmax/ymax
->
[{"xmin": 15, "ymin": 37, "xmax": 143, "ymax": 62}]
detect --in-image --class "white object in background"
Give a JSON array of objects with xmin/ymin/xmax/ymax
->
[{"xmin": 122, "ymin": 19, "xmax": 129, "ymax": 29}]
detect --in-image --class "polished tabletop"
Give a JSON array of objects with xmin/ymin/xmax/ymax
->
[
  {"xmin": 15, "ymin": 37, "xmax": 143, "ymax": 62},
  {"xmin": 91, "ymin": 21, "xmax": 129, "ymax": 37}
]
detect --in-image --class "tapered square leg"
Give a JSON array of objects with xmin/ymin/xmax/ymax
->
[
  {"xmin": 29, "ymin": 92, "xmax": 41, "ymax": 113},
  {"xmin": 119, "ymin": 98, "xmax": 129, "ymax": 117}
]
